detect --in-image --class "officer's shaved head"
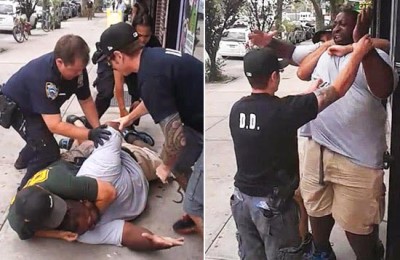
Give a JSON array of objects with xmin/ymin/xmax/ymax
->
[{"xmin": 54, "ymin": 35, "xmax": 90, "ymax": 66}]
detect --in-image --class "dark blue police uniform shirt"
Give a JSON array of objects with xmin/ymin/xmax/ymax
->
[
  {"xmin": 138, "ymin": 47, "xmax": 203, "ymax": 133},
  {"xmin": 3, "ymin": 52, "xmax": 91, "ymax": 115}
]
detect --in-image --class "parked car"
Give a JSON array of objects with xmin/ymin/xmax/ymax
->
[
  {"xmin": 60, "ymin": 1, "xmax": 69, "ymax": 20},
  {"xmin": 0, "ymin": 1, "xmax": 17, "ymax": 31},
  {"xmin": 0, "ymin": 1, "xmax": 38, "ymax": 31},
  {"xmin": 68, "ymin": 2, "xmax": 77, "ymax": 17},
  {"xmin": 218, "ymin": 28, "xmax": 251, "ymax": 58}
]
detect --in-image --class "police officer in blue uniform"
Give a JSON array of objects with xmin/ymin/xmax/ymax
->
[
  {"xmin": 1, "ymin": 34, "xmax": 111, "ymax": 189},
  {"xmin": 93, "ymin": 22, "xmax": 203, "ymax": 235}
]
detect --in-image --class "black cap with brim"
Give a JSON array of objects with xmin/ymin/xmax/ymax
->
[
  {"xmin": 93, "ymin": 22, "xmax": 142, "ymax": 64},
  {"xmin": 244, "ymin": 48, "xmax": 289, "ymax": 78},
  {"xmin": 14, "ymin": 186, "xmax": 67, "ymax": 229},
  {"xmin": 312, "ymin": 26, "xmax": 333, "ymax": 43}
]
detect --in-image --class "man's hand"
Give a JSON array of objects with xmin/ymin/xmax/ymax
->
[
  {"xmin": 119, "ymin": 108, "xmax": 129, "ymax": 117},
  {"xmin": 303, "ymin": 79, "xmax": 323, "ymax": 94},
  {"xmin": 156, "ymin": 163, "xmax": 172, "ymax": 184},
  {"xmin": 88, "ymin": 125, "xmax": 111, "ymax": 148},
  {"xmin": 327, "ymin": 45, "xmax": 353, "ymax": 57},
  {"xmin": 114, "ymin": 115, "xmax": 133, "ymax": 131},
  {"xmin": 248, "ymin": 30, "xmax": 277, "ymax": 48},
  {"xmin": 353, "ymin": 7, "xmax": 372, "ymax": 42},
  {"xmin": 352, "ymin": 34, "xmax": 374, "ymax": 57},
  {"xmin": 141, "ymin": 233, "xmax": 184, "ymax": 250},
  {"xmin": 60, "ymin": 231, "xmax": 78, "ymax": 242}
]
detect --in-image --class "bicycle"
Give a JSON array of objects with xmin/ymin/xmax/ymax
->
[
  {"xmin": 12, "ymin": 14, "xmax": 31, "ymax": 43},
  {"xmin": 41, "ymin": 9, "xmax": 52, "ymax": 32}
]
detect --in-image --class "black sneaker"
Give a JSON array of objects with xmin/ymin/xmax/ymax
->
[
  {"xmin": 123, "ymin": 129, "xmax": 155, "ymax": 146},
  {"xmin": 303, "ymin": 243, "xmax": 336, "ymax": 260},
  {"xmin": 14, "ymin": 154, "xmax": 28, "ymax": 170},
  {"xmin": 172, "ymin": 214, "xmax": 197, "ymax": 235},
  {"xmin": 58, "ymin": 138, "xmax": 73, "ymax": 150}
]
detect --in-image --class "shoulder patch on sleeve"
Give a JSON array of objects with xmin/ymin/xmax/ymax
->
[{"xmin": 45, "ymin": 82, "xmax": 59, "ymax": 100}]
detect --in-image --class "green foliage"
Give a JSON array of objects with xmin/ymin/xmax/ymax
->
[{"xmin": 282, "ymin": 19, "xmax": 296, "ymax": 32}]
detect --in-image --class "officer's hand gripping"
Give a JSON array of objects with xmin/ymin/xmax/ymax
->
[{"xmin": 88, "ymin": 125, "xmax": 111, "ymax": 148}]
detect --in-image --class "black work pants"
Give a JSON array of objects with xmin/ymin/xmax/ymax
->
[
  {"xmin": 94, "ymin": 71, "xmax": 114, "ymax": 119},
  {"xmin": 12, "ymin": 112, "xmax": 60, "ymax": 189}
]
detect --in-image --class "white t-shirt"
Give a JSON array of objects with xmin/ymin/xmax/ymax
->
[
  {"xmin": 310, "ymin": 49, "xmax": 397, "ymax": 168},
  {"xmin": 77, "ymin": 127, "xmax": 149, "ymax": 246}
]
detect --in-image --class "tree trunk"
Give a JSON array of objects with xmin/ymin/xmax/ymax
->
[
  {"xmin": 275, "ymin": 0, "xmax": 283, "ymax": 33},
  {"xmin": 310, "ymin": 0, "xmax": 324, "ymax": 30}
]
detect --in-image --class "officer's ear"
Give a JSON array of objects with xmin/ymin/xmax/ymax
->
[
  {"xmin": 55, "ymin": 58, "xmax": 65, "ymax": 68},
  {"xmin": 112, "ymin": 51, "xmax": 124, "ymax": 64}
]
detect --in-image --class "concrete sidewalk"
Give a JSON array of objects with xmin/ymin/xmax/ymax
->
[
  {"xmin": 204, "ymin": 63, "xmax": 388, "ymax": 260},
  {"xmin": 0, "ymin": 14, "xmax": 202, "ymax": 259}
]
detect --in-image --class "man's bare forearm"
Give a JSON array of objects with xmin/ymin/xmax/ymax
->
[
  {"xmin": 362, "ymin": 49, "xmax": 394, "ymax": 98},
  {"xmin": 268, "ymin": 38, "xmax": 296, "ymax": 60},
  {"xmin": 113, "ymin": 71, "xmax": 127, "ymax": 112},
  {"xmin": 95, "ymin": 179, "xmax": 117, "ymax": 213},
  {"xmin": 314, "ymin": 51, "xmax": 364, "ymax": 111},
  {"xmin": 297, "ymin": 43, "xmax": 330, "ymax": 81},
  {"xmin": 127, "ymin": 101, "xmax": 148, "ymax": 122},
  {"xmin": 159, "ymin": 113, "xmax": 186, "ymax": 168}
]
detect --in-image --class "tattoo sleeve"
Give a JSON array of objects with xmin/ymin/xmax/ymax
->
[
  {"xmin": 314, "ymin": 85, "xmax": 340, "ymax": 112},
  {"xmin": 159, "ymin": 113, "xmax": 186, "ymax": 167}
]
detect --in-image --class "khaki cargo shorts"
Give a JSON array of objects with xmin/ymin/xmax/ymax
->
[
  {"xmin": 121, "ymin": 142, "xmax": 161, "ymax": 181},
  {"xmin": 300, "ymin": 139, "xmax": 384, "ymax": 235}
]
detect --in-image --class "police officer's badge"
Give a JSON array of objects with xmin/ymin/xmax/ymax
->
[{"xmin": 45, "ymin": 82, "xmax": 59, "ymax": 100}]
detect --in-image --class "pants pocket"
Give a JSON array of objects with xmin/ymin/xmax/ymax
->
[{"xmin": 277, "ymin": 246, "xmax": 304, "ymax": 260}]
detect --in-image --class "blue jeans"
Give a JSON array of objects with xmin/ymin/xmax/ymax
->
[{"xmin": 231, "ymin": 187, "xmax": 303, "ymax": 260}]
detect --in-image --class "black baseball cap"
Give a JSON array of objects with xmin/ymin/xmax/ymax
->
[
  {"xmin": 312, "ymin": 26, "xmax": 333, "ymax": 43},
  {"xmin": 243, "ymin": 48, "xmax": 289, "ymax": 78},
  {"xmin": 14, "ymin": 185, "xmax": 67, "ymax": 229},
  {"xmin": 95, "ymin": 22, "xmax": 142, "ymax": 63}
]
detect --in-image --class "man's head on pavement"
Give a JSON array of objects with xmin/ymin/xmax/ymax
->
[
  {"xmin": 332, "ymin": 7, "xmax": 359, "ymax": 45},
  {"xmin": 59, "ymin": 200, "xmax": 100, "ymax": 235},
  {"xmin": 14, "ymin": 185, "xmax": 67, "ymax": 229},
  {"xmin": 243, "ymin": 48, "xmax": 288, "ymax": 93},
  {"xmin": 95, "ymin": 22, "xmax": 144, "ymax": 75},
  {"xmin": 54, "ymin": 34, "xmax": 90, "ymax": 80},
  {"xmin": 132, "ymin": 13, "xmax": 154, "ymax": 46}
]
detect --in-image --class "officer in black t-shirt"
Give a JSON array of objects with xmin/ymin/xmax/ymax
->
[
  {"xmin": 229, "ymin": 37, "xmax": 374, "ymax": 259},
  {"xmin": 1, "ymin": 35, "xmax": 111, "ymax": 189},
  {"xmin": 93, "ymin": 22, "xmax": 203, "ymax": 235}
]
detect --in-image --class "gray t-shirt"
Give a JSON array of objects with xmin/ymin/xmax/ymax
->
[
  {"xmin": 310, "ymin": 49, "xmax": 396, "ymax": 169},
  {"xmin": 76, "ymin": 127, "xmax": 149, "ymax": 245}
]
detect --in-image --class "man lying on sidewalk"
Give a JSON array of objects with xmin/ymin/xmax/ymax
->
[{"xmin": 8, "ymin": 124, "xmax": 184, "ymax": 250}]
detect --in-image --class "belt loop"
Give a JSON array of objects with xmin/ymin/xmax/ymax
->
[{"xmin": 319, "ymin": 144, "xmax": 325, "ymax": 185}]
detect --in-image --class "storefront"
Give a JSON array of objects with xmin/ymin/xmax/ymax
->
[{"xmin": 146, "ymin": 0, "xmax": 203, "ymax": 58}]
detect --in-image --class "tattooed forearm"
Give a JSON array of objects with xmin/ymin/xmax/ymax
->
[
  {"xmin": 314, "ymin": 85, "xmax": 340, "ymax": 112},
  {"xmin": 159, "ymin": 113, "xmax": 186, "ymax": 167}
]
